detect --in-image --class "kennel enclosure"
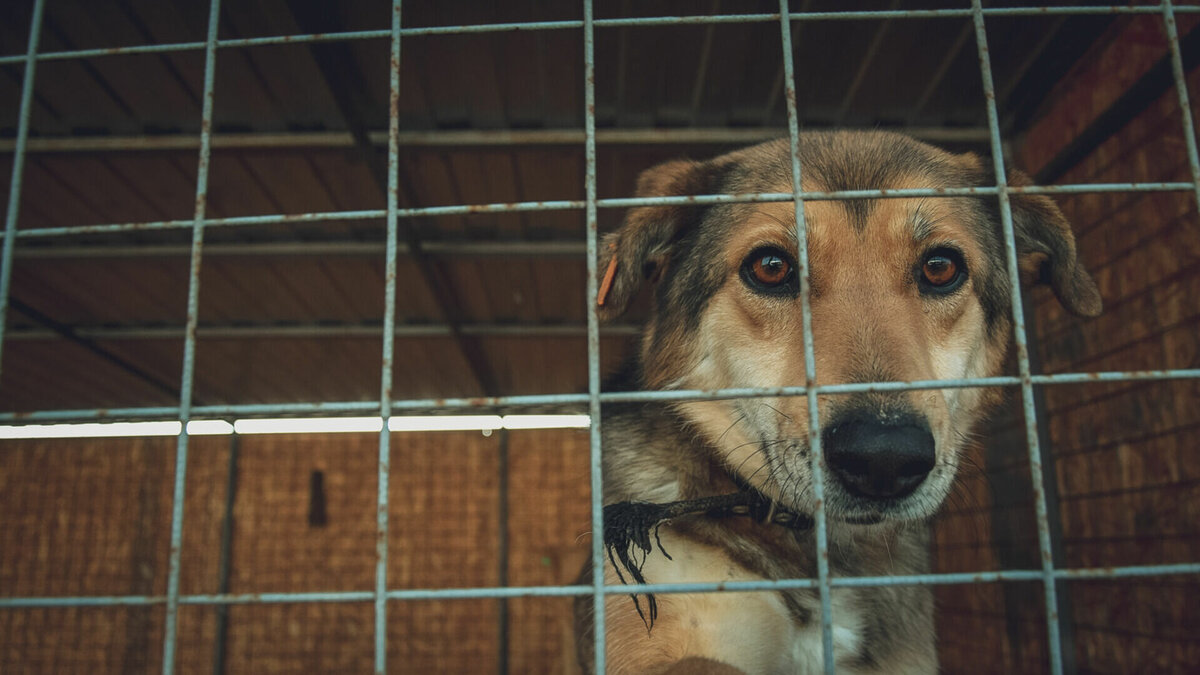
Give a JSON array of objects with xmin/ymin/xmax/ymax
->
[{"xmin": 1, "ymin": 1, "xmax": 1199, "ymax": 673}]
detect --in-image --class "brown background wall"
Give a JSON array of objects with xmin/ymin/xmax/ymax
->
[
  {"xmin": 0, "ymin": 430, "xmax": 593, "ymax": 673},
  {"xmin": 3, "ymin": 12, "xmax": 1200, "ymax": 675},
  {"xmin": 932, "ymin": 15, "xmax": 1200, "ymax": 675}
]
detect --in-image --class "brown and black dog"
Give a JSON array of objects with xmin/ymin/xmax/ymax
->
[{"xmin": 576, "ymin": 131, "xmax": 1101, "ymax": 674}]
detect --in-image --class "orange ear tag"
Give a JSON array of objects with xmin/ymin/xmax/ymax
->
[{"xmin": 597, "ymin": 246, "xmax": 619, "ymax": 307}]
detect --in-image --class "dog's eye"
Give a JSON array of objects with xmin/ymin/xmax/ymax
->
[
  {"xmin": 918, "ymin": 248, "xmax": 967, "ymax": 294},
  {"xmin": 741, "ymin": 247, "xmax": 796, "ymax": 294},
  {"xmin": 923, "ymin": 257, "xmax": 957, "ymax": 285},
  {"xmin": 753, "ymin": 254, "xmax": 791, "ymax": 285}
]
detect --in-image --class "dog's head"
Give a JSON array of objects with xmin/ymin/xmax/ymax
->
[{"xmin": 600, "ymin": 132, "xmax": 1101, "ymax": 524}]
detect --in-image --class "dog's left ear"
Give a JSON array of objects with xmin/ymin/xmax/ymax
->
[
  {"xmin": 597, "ymin": 158, "xmax": 716, "ymax": 319},
  {"xmin": 1007, "ymin": 169, "xmax": 1103, "ymax": 317}
]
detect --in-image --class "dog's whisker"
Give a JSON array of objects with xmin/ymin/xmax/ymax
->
[
  {"xmin": 724, "ymin": 438, "xmax": 792, "ymax": 483},
  {"xmin": 715, "ymin": 413, "xmax": 747, "ymax": 445},
  {"xmin": 761, "ymin": 402, "xmax": 795, "ymax": 424},
  {"xmin": 736, "ymin": 439, "xmax": 798, "ymax": 489}
]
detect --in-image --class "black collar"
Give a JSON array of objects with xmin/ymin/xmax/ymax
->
[{"xmin": 602, "ymin": 486, "xmax": 812, "ymax": 629}]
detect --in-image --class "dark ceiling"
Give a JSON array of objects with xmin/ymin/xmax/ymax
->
[{"xmin": 0, "ymin": 0, "xmax": 1139, "ymax": 413}]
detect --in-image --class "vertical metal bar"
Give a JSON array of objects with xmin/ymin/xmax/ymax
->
[
  {"xmin": 376, "ymin": 2, "xmax": 404, "ymax": 673},
  {"xmin": 761, "ymin": 0, "xmax": 812, "ymax": 126},
  {"xmin": 777, "ymin": 2, "xmax": 835, "ymax": 673},
  {"xmin": 969, "ymin": 3, "xmax": 1063, "ymax": 674},
  {"xmin": 583, "ymin": 1, "xmax": 608, "ymax": 673},
  {"xmin": 162, "ymin": 0, "xmax": 221, "ymax": 672},
  {"xmin": 1161, "ymin": 0, "xmax": 1200, "ymax": 212},
  {"xmin": 1020, "ymin": 294, "xmax": 1077, "ymax": 675},
  {"xmin": 0, "ymin": 0, "xmax": 45, "ymax": 377}
]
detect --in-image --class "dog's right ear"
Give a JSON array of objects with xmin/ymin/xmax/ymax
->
[
  {"xmin": 1007, "ymin": 169, "xmax": 1103, "ymax": 317},
  {"xmin": 597, "ymin": 158, "xmax": 714, "ymax": 319}
]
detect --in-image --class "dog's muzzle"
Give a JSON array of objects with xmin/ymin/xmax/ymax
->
[{"xmin": 823, "ymin": 417, "xmax": 936, "ymax": 500}]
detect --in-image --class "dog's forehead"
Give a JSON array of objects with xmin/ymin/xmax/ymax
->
[
  {"xmin": 722, "ymin": 132, "xmax": 978, "ymax": 196},
  {"xmin": 710, "ymin": 133, "xmax": 986, "ymax": 250}
]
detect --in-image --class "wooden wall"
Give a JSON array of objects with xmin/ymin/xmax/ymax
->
[
  {"xmin": 933, "ymin": 15, "xmax": 1200, "ymax": 674},
  {"xmin": 0, "ymin": 430, "xmax": 592, "ymax": 673}
]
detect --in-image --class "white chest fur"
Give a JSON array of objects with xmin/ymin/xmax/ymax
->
[{"xmin": 603, "ymin": 529, "xmax": 865, "ymax": 675}]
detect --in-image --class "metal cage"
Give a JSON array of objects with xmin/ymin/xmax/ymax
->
[{"xmin": 2, "ymin": 2, "xmax": 1199, "ymax": 674}]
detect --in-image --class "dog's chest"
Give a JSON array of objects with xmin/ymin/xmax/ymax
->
[{"xmin": 630, "ymin": 528, "xmax": 866, "ymax": 674}]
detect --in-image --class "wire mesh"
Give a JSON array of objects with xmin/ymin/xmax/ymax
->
[
  {"xmin": 157, "ymin": 0, "xmax": 222, "ymax": 671},
  {"xmin": 372, "ymin": 3, "xmax": 404, "ymax": 672},
  {"xmin": 0, "ymin": 1, "xmax": 1197, "ymax": 673},
  {"xmin": 3, "ymin": 3, "xmax": 1200, "ymax": 68},
  {"xmin": 776, "ymin": 0, "xmax": 835, "ymax": 669},
  {"xmin": 2, "ymin": 182, "xmax": 1196, "ymax": 241}
]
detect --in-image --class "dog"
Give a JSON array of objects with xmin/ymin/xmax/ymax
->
[{"xmin": 574, "ymin": 131, "xmax": 1101, "ymax": 674}]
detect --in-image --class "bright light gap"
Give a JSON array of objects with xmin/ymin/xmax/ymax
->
[{"xmin": 0, "ymin": 415, "xmax": 591, "ymax": 440}]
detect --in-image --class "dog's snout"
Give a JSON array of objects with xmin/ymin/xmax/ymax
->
[{"xmin": 824, "ymin": 419, "xmax": 936, "ymax": 500}]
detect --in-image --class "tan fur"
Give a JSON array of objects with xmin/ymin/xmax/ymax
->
[{"xmin": 578, "ymin": 132, "xmax": 1100, "ymax": 675}]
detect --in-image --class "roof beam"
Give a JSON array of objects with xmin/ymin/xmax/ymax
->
[
  {"xmin": 8, "ymin": 321, "xmax": 641, "ymax": 341},
  {"xmin": 8, "ymin": 297, "xmax": 184, "ymax": 398},
  {"xmin": 14, "ymin": 239, "xmax": 587, "ymax": 259},
  {"xmin": 0, "ymin": 127, "xmax": 994, "ymax": 154}
]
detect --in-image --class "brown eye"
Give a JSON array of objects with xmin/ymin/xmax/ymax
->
[
  {"xmin": 741, "ymin": 247, "xmax": 797, "ymax": 295},
  {"xmin": 753, "ymin": 254, "xmax": 791, "ymax": 286},
  {"xmin": 923, "ymin": 256, "xmax": 957, "ymax": 286},
  {"xmin": 918, "ymin": 248, "xmax": 967, "ymax": 294}
]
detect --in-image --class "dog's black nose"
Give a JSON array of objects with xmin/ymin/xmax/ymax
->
[{"xmin": 824, "ymin": 419, "xmax": 936, "ymax": 499}]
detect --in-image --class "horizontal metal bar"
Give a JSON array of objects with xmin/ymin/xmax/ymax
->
[
  {"xmin": 387, "ymin": 585, "xmax": 590, "ymax": 601},
  {"xmin": 0, "ymin": 406, "xmax": 185, "ymax": 422},
  {"xmin": 216, "ymin": 30, "xmax": 391, "ymax": 49},
  {"xmin": 0, "ymin": 401, "xmax": 390, "ymax": 424},
  {"xmin": 3, "ymin": 368, "xmax": 1198, "ymax": 423},
  {"xmin": 0, "ymin": 595, "xmax": 169, "ymax": 608},
  {"xmin": 594, "ymin": 182, "xmax": 1195, "ymax": 206},
  {"xmin": 0, "ymin": 127, "xmax": 993, "ymax": 154},
  {"xmin": 10, "ymin": 210, "xmax": 389, "ymax": 239},
  {"xmin": 196, "ymin": 401, "xmax": 382, "ymax": 417},
  {"xmin": 598, "ymin": 368, "xmax": 1200, "ymax": 403},
  {"xmin": 596, "ymin": 379, "xmax": 1013, "ymax": 405},
  {"xmin": 1027, "ymin": 369, "xmax": 1200, "ymax": 386},
  {"xmin": 3, "ymin": 563, "xmax": 1197, "ymax": 609},
  {"xmin": 4, "ymin": 182, "xmax": 1194, "ymax": 241},
  {"xmin": 4, "ymin": 5, "xmax": 1200, "ymax": 66},
  {"xmin": 1013, "ymin": 182, "xmax": 1195, "ymax": 196},
  {"xmin": 0, "ymin": 592, "xmax": 377, "ymax": 608},
  {"xmin": 7, "ymin": 321, "xmax": 640, "ymax": 341},
  {"xmin": 13, "ymin": 239, "xmax": 587, "ymax": 260},
  {"xmin": 1054, "ymin": 563, "xmax": 1200, "ymax": 580},
  {"xmin": 778, "ymin": 6, "xmax": 1200, "ymax": 21},
  {"xmin": 0, "ymin": 41, "xmax": 206, "ymax": 65}
]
